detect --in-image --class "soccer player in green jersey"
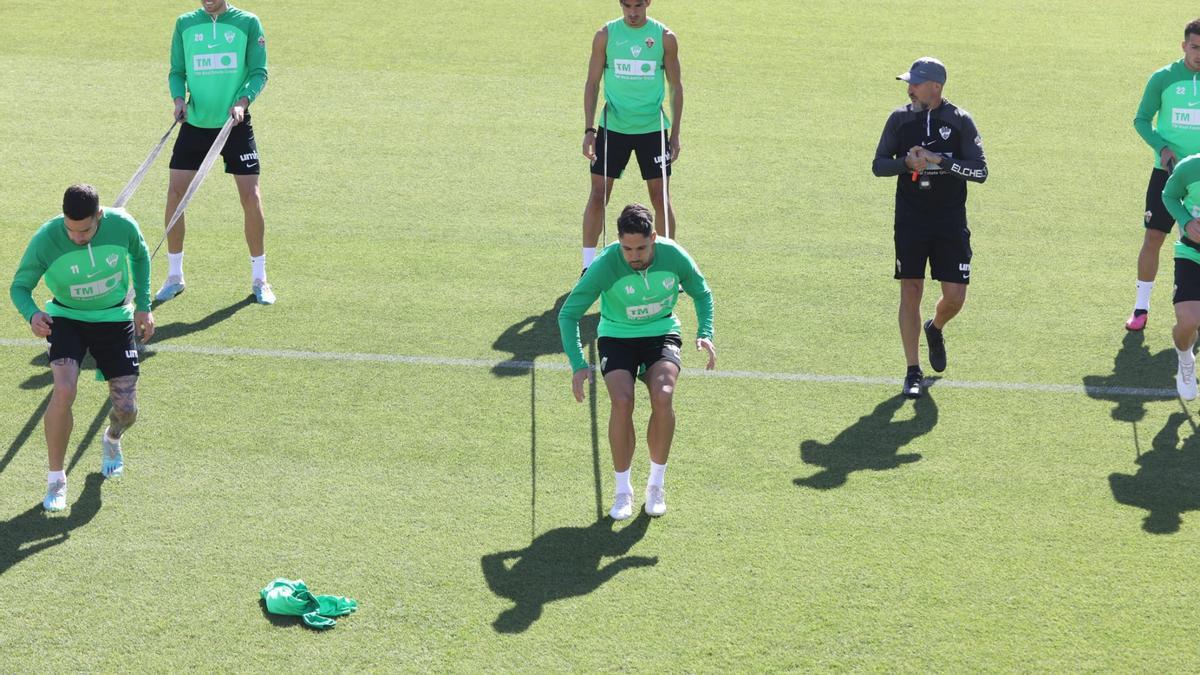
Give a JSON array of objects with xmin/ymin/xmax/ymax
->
[
  {"xmin": 159, "ymin": 0, "xmax": 274, "ymax": 305},
  {"xmin": 1126, "ymin": 19, "xmax": 1200, "ymax": 331},
  {"xmin": 559, "ymin": 203, "xmax": 715, "ymax": 519},
  {"xmin": 9, "ymin": 185, "xmax": 155, "ymax": 511},
  {"xmin": 1160, "ymin": 153, "xmax": 1200, "ymax": 399},
  {"xmin": 580, "ymin": 0, "xmax": 683, "ymax": 272}
]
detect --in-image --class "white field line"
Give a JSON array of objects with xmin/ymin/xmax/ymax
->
[{"xmin": 0, "ymin": 338, "xmax": 1175, "ymax": 398}]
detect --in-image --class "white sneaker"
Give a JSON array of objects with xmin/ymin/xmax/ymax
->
[
  {"xmin": 1179, "ymin": 357, "xmax": 1198, "ymax": 401},
  {"xmin": 155, "ymin": 275, "xmax": 186, "ymax": 302},
  {"xmin": 44, "ymin": 479, "xmax": 67, "ymax": 512},
  {"xmin": 644, "ymin": 485, "xmax": 667, "ymax": 517},
  {"xmin": 609, "ymin": 493, "xmax": 634, "ymax": 520},
  {"xmin": 101, "ymin": 427, "xmax": 124, "ymax": 478},
  {"xmin": 253, "ymin": 280, "xmax": 276, "ymax": 305}
]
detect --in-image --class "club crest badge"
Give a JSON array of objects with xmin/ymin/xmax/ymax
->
[
  {"xmin": 645, "ymin": 37, "xmax": 655, "ymax": 49},
  {"xmin": 631, "ymin": 46, "xmax": 642, "ymax": 57},
  {"xmin": 106, "ymin": 254, "xmax": 119, "ymax": 268},
  {"xmin": 225, "ymin": 30, "xmax": 236, "ymax": 44},
  {"xmin": 663, "ymin": 278, "xmax": 675, "ymax": 290},
  {"xmin": 939, "ymin": 126, "xmax": 951, "ymax": 140},
  {"xmin": 257, "ymin": 35, "xmax": 266, "ymax": 48}
]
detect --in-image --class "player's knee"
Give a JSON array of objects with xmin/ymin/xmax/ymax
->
[
  {"xmin": 609, "ymin": 393, "xmax": 635, "ymax": 415},
  {"xmin": 51, "ymin": 381, "xmax": 78, "ymax": 405},
  {"xmin": 649, "ymin": 386, "xmax": 674, "ymax": 411},
  {"xmin": 587, "ymin": 186, "xmax": 606, "ymax": 207}
]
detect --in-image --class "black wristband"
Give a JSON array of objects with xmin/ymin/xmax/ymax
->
[{"xmin": 585, "ymin": 127, "xmax": 597, "ymax": 134}]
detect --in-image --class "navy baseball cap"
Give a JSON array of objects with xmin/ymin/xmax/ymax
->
[{"xmin": 896, "ymin": 57, "xmax": 947, "ymax": 85}]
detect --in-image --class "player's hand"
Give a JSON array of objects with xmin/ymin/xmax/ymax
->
[
  {"xmin": 173, "ymin": 97, "xmax": 187, "ymax": 122},
  {"xmin": 582, "ymin": 131, "xmax": 597, "ymax": 160},
  {"xmin": 135, "ymin": 311, "xmax": 156, "ymax": 342},
  {"xmin": 696, "ymin": 338, "xmax": 716, "ymax": 370},
  {"xmin": 229, "ymin": 97, "xmax": 249, "ymax": 125},
  {"xmin": 572, "ymin": 367, "xmax": 593, "ymax": 402},
  {"xmin": 30, "ymin": 312, "xmax": 52, "ymax": 338},
  {"xmin": 905, "ymin": 147, "xmax": 927, "ymax": 172},
  {"xmin": 1163, "ymin": 147, "xmax": 1179, "ymax": 174},
  {"xmin": 669, "ymin": 133, "xmax": 681, "ymax": 163},
  {"xmin": 916, "ymin": 147, "xmax": 943, "ymax": 165},
  {"xmin": 1186, "ymin": 218, "xmax": 1200, "ymax": 241}
]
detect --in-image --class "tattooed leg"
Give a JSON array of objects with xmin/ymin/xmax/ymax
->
[
  {"xmin": 46, "ymin": 358, "xmax": 81, "ymax": 472},
  {"xmin": 106, "ymin": 375, "xmax": 139, "ymax": 439}
]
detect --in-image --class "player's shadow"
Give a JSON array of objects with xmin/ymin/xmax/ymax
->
[
  {"xmin": 481, "ymin": 512, "xmax": 657, "ymax": 634},
  {"xmin": 492, "ymin": 293, "xmax": 599, "ymax": 376},
  {"xmin": 794, "ymin": 390, "xmax": 939, "ymax": 490},
  {"xmin": 1109, "ymin": 412, "xmax": 1200, "ymax": 534},
  {"xmin": 0, "ymin": 472, "xmax": 104, "ymax": 578},
  {"xmin": 1082, "ymin": 331, "xmax": 1175, "ymax": 424},
  {"xmin": 0, "ymin": 297, "xmax": 254, "ymax": 476}
]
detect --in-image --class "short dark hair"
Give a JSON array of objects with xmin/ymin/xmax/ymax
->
[
  {"xmin": 63, "ymin": 184, "xmax": 100, "ymax": 220},
  {"xmin": 617, "ymin": 203, "xmax": 653, "ymax": 237},
  {"xmin": 1187, "ymin": 19, "xmax": 1200, "ymax": 40}
]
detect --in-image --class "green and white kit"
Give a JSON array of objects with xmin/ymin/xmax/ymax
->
[
  {"xmin": 169, "ymin": 5, "xmax": 268, "ymax": 129},
  {"xmin": 558, "ymin": 238, "xmax": 713, "ymax": 372}
]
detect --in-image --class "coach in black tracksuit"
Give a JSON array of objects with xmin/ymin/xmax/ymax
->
[{"xmin": 872, "ymin": 56, "xmax": 988, "ymax": 400}]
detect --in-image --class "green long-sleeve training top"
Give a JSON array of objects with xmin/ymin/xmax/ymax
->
[
  {"xmin": 10, "ymin": 208, "xmax": 151, "ymax": 324},
  {"xmin": 558, "ymin": 237, "xmax": 713, "ymax": 372}
]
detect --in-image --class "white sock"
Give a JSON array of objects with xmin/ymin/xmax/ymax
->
[
  {"xmin": 1135, "ymin": 280, "xmax": 1154, "ymax": 311},
  {"xmin": 1178, "ymin": 346, "xmax": 1196, "ymax": 364},
  {"xmin": 614, "ymin": 469, "xmax": 632, "ymax": 496},
  {"xmin": 104, "ymin": 426, "xmax": 120, "ymax": 444},
  {"xmin": 48, "ymin": 469, "xmax": 65, "ymax": 485},
  {"xmin": 251, "ymin": 255, "xmax": 267, "ymax": 283},
  {"xmin": 167, "ymin": 252, "xmax": 184, "ymax": 279},
  {"xmin": 648, "ymin": 460, "xmax": 667, "ymax": 488},
  {"xmin": 583, "ymin": 247, "xmax": 597, "ymax": 268}
]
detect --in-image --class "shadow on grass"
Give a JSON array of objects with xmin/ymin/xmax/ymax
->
[
  {"xmin": 794, "ymin": 389, "xmax": 938, "ymax": 490},
  {"xmin": 1110, "ymin": 412, "xmax": 1200, "ymax": 534},
  {"xmin": 482, "ymin": 512, "xmax": 657, "ymax": 634},
  {"xmin": 1082, "ymin": 330, "xmax": 1175, "ymax": 425},
  {"xmin": 491, "ymin": 293, "xmax": 598, "ymax": 377},
  {"xmin": 0, "ymin": 297, "xmax": 254, "ymax": 477},
  {"xmin": 0, "ymin": 472, "xmax": 104, "ymax": 578}
]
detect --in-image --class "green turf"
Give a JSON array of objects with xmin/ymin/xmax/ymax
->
[{"xmin": 2, "ymin": 0, "xmax": 1200, "ymax": 670}]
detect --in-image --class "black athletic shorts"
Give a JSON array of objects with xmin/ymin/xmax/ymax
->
[
  {"xmin": 590, "ymin": 127, "xmax": 673, "ymax": 181},
  {"xmin": 169, "ymin": 113, "xmax": 261, "ymax": 175},
  {"xmin": 894, "ymin": 223, "xmax": 972, "ymax": 284},
  {"xmin": 1174, "ymin": 257, "xmax": 1200, "ymax": 303},
  {"xmin": 598, "ymin": 334, "xmax": 682, "ymax": 377},
  {"xmin": 1145, "ymin": 167, "xmax": 1174, "ymax": 233},
  {"xmin": 47, "ymin": 316, "xmax": 139, "ymax": 379}
]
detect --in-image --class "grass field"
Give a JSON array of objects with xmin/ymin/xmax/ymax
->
[{"xmin": 3, "ymin": 0, "xmax": 1200, "ymax": 670}]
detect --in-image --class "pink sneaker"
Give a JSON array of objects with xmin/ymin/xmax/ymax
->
[{"xmin": 1125, "ymin": 312, "xmax": 1148, "ymax": 331}]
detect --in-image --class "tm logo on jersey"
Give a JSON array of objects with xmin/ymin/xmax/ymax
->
[
  {"xmin": 1173, "ymin": 108, "xmax": 1200, "ymax": 128},
  {"xmin": 614, "ymin": 59, "xmax": 656, "ymax": 78},
  {"xmin": 193, "ymin": 52, "xmax": 239, "ymax": 73},
  {"xmin": 69, "ymin": 271, "xmax": 122, "ymax": 299}
]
